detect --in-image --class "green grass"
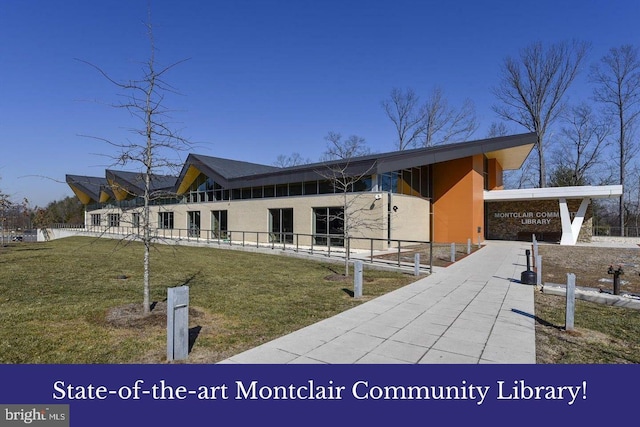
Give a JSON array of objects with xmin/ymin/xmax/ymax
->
[
  {"xmin": 534, "ymin": 291, "xmax": 640, "ymax": 363},
  {"xmin": 0, "ymin": 237, "xmax": 416, "ymax": 363}
]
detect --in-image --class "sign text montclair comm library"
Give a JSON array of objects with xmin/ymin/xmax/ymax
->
[{"xmin": 493, "ymin": 211, "xmax": 563, "ymax": 225}]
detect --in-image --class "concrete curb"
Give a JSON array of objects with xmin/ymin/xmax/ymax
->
[{"xmin": 542, "ymin": 283, "xmax": 640, "ymax": 310}]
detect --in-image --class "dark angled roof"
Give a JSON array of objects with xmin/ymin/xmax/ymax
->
[
  {"xmin": 66, "ymin": 175, "xmax": 108, "ymax": 203},
  {"xmin": 68, "ymin": 133, "xmax": 538, "ymax": 202},
  {"xmin": 176, "ymin": 153, "xmax": 281, "ymax": 189},
  {"xmin": 176, "ymin": 132, "xmax": 537, "ymax": 190},
  {"xmin": 106, "ymin": 170, "xmax": 178, "ymax": 198}
]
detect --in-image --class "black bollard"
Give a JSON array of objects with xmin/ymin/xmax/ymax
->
[{"xmin": 520, "ymin": 249, "xmax": 536, "ymax": 285}]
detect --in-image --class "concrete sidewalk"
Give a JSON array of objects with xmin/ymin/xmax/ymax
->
[{"xmin": 219, "ymin": 241, "xmax": 537, "ymax": 364}]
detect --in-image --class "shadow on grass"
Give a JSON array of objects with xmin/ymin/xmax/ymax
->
[
  {"xmin": 511, "ymin": 308, "xmax": 563, "ymax": 330},
  {"xmin": 174, "ymin": 271, "xmax": 200, "ymax": 288},
  {"xmin": 342, "ymin": 288, "xmax": 354, "ymax": 297},
  {"xmin": 189, "ymin": 326, "xmax": 202, "ymax": 353},
  {"xmin": 14, "ymin": 247, "xmax": 52, "ymax": 252}
]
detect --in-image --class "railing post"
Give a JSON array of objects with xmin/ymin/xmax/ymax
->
[
  {"xmin": 370, "ymin": 239, "xmax": 374, "ymax": 263},
  {"xmin": 429, "ymin": 240, "xmax": 433, "ymax": 273},
  {"xmin": 242, "ymin": 231, "xmax": 245, "ymax": 247},
  {"xmin": 397, "ymin": 240, "xmax": 401, "ymax": 267}
]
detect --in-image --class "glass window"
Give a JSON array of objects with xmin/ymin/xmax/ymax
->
[
  {"xmin": 318, "ymin": 180, "xmax": 333, "ymax": 194},
  {"xmin": 379, "ymin": 172, "xmax": 399, "ymax": 193},
  {"xmin": 108, "ymin": 213, "xmax": 120, "ymax": 228},
  {"xmin": 188, "ymin": 211, "xmax": 201, "ymax": 237},
  {"xmin": 304, "ymin": 181, "xmax": 317, "ymax": 195},
  {"xmin": 91, "ymin": 214, "xmax": 101, "ymax": 226},
  {"xmin": 263, "ymin": 185, "xmax": 275, "ymax": 198},
  {"xmin": 313, "ymin": 207, "xmax": 344, "ymax": 246},
  {"xmin": 211, "ymin": 210, "xmax": 228, "ymax": 239},
  {"xmin": 158, "ymin": 212, "xmax": 174, "ymax": 229},
  {"xmin": 276, "ymin": 184, "xmax": 288, "ymax": 197},
  {"xmin": 269, "ymin": 208, "xmax": 294, "ymax": 243},
  {"xmin": 132, "ymin": 212, "xmax": 140, "ymax": 228},
  {"xmin": 289, "ymin": 182, "xmax": 303, "ymax": 196},
  {"xmin": 353, "ymin": 175, "xmax": 372, "ymax": 192}
]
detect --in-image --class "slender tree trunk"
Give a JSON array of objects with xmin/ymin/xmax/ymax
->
[
  {"xmin": 343, "ymin": 191, "xmax": 349, "ymax": 277},
  {"xmin": 619, "ymin": 108, "xmax": 625, "ymax": 236},
  {"xmin": 142, "ymin": 58, "xmax": 155, "ymax": 315},
  {"xmin": 537, "ymin": 135, "xmax": 546, "ymax": 188}
]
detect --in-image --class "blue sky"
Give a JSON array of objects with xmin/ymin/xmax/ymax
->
[{"xmin": 1, "ymin": 0, "xmax": 639, "ymax": 207}]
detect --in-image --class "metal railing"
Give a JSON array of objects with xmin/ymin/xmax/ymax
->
[
  {"xmin": 593, "ymin": 226, "xmax": 640, "ymax": 237},
  {"xmin": 57, "ymin": 224, "xmax": 434, "ymax": 272}
]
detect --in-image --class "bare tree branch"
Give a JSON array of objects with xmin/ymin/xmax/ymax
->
[
  {"xmin": 78, "ymin": 15, "xmax": 191, "ymax": 314},
  {"xmin": 493, "ymin": 40, "xmax": 591, "ymax": 188},
  {"xmin": 591, "ymin": 44, "xmax": 640, "ymax": 234}
]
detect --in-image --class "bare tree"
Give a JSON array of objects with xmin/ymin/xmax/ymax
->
[
  {"xmin": 422, "ymin": 87, "xmax": 478, "ymax": 147},
  {"xmin": 549, "ymin": 103, "xmax": 610, "ymax": 186},
  {"xmin": 382, "ymin": 88, "xmax": 426, "ymax": 150},
  {"xmin": 0, "ymin": 183, "xmax": 10, "ymax": 247},
  {"xmin": 78, "ymin": 18, "xmax": 191, "ymax": 315},
  {"xmin": 318, "ymin": 132, "xmax": 377, "ymax": 276},
  {"xmin": 486, "ymin": 121, "xmax": 511, "ymax": 138},
  {"xmin": 321, "ymin": 131, "xmax": 371, "ymax": 161},
  {"xmin": 382, "ymin": 87, "xmax": 477, "ymax": 150},
  {"xmin": 493, "ymin": 40, "xmax": 591, "ymax": 188},
  {"xmin": 591, "ymin": 44, "xmax": 640, "ymax": 235},
  {"xmin": 273, "ymin": 152, "xmax": 311, "ymax": 167}
]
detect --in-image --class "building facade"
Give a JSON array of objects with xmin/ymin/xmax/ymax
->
[{"xmin": 67, "ymin": 133, "xmax": 559, "ymax": 248}]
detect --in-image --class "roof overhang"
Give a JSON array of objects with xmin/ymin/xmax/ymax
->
[
  {"xmin": 376, "ymin": 132, "xmax": 536, "ymax": 174},
  {"xmin": 65, "ymin": 175, "xmax": 108, "ymax": 205},
  {"xmin": 484, "ymin": 185, "xmax": 623, "ymax": 201},
  {"xmin": 485, "ymin": 143, "xmax": 534, "ymax": 170}
]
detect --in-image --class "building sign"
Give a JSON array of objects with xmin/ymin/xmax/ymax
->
[{"xmin": 485, "ymin": 200, "xmax": 592, "ymax": 242}]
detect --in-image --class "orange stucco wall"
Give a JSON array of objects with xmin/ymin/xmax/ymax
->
[
  {"xmin": 432, "ymin": 154, "xmax": 485, "ymax": 243},
  {"xmin": 488, "ymin": 158, "xmax": 504, "ymax": 190}
]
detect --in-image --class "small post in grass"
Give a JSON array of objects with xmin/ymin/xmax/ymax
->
[
  {"xmin": 450, "ymin": 243, "xmax": 455, "ymax": 263},
  {"xmin": 536, "ymin": 255, "xmax": 542, "ymax": 288},
  {"xmin": 354, "ymin": 261, "xmax": 363, "ymax": 298},
  {"xmin": 565, "ymin": 273, "xmax": 575, "ymax": 331},
  {"xmin": 167, "ymin": 285, "xmax": 190, "ymax": 362}
]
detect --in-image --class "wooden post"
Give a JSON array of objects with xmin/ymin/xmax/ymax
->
[{"xmin": 565, "ymin": 273, "xmax": 575, "ymax": 331}]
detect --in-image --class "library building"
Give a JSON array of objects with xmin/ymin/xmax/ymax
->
[{"xmin": 66, "ymin": 132, "xmax": 622, "ymax": 249}]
